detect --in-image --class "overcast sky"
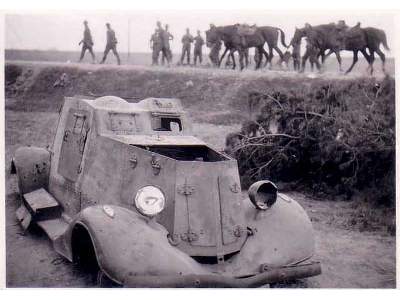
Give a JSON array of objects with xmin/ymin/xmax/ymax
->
[{"xmin": 5, "ymin": 11, "xmax": 397, "ymax": 55}]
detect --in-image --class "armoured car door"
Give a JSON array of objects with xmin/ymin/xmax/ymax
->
[{"xmin": 58, "ymin": 109, "xmax": 90, "ymax": 182}]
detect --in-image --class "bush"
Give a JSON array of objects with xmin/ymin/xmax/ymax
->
[{"xmin": 227, "ymin": 76, "xmax": 395, "ymax": 206}]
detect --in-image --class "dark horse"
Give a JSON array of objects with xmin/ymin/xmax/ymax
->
[
  {"xmin": 291, "ymin": 23, "xmax": 389, "ymax": 74},
  {"xmin": 206, "ymin": 25, "xmax": 270, "ymax": 70},
  {"xmin": 290, "ymin": 24, "xmax": 345, "ymax": 72},
  {"xmin": 257, "ymin": 26, "xmax": 289, "ymax": 68},
  {"xmin": 326, "ymin": 25, "xmax": 390, "ymax": 74}
]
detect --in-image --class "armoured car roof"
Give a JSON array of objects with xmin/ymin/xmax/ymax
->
[
  {"xmin": 74, "ymin": 95, "xmax": 206, "ymax": 146},
  {"xmin": 82, "ymin": 95, "xmax": 184, "ymax": 114}
]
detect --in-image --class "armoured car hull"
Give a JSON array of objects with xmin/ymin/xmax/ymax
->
[{"xmin": 11, "ymin": 95, "xmax": 321, "ymax": 287}]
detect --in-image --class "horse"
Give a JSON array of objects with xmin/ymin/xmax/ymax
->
[
  {"xmin": 206, "ymin": 25, "xmax": 270, "ymax": 70},
  {"xmin": 363, "ymin": 27, "xmax": 390, "ymax": 74},
  {"xmin": 257, "ymin": 26, "xmax": 289, "ymax": 68},
  {"xmin": 324, "ymin": 25, "xmax": 389, "ymax": 74},
  {"xmin": 206, "ymin": 26, "xmax": 240, "ymax": 69},
  {"xmin": 290, "ymin": 24, "xmax": 345, "ymax": 73}
]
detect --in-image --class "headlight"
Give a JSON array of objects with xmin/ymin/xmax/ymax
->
[
  {"xmin": 248, "ymin": 180, "xmax": 277, "ymax": 210},
  {"xmin": 134, "ymin": 186, "xmax": 165, "ymax": 217}
]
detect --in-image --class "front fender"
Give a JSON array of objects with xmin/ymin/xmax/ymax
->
[
  {"xmin": 60, "ymin": 205, "xmax": 209, "ymax": 285},
  {"xmin": 225, "ymin": 193, "xmax": 316, "ymax": 275}
]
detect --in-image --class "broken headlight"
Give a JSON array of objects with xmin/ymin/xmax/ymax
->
[
  {"xmin": 248, "ymin": 180, "xmax": 277, "ymax": 210},
  {"xmin": 134, "ymin": 186, "xmax": 165, "ymax": 217}
]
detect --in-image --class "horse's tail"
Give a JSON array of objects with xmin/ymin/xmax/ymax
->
[
  {"xmin": 277, "ymin": 28, "xmax": 289, "ymax": 48},
  {"xmin": 380, "ymin": 30, "xmax": 390, "ymax": 51}
]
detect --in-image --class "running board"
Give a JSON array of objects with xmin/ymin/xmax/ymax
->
[
  {"xmin": 37, "ymin": 218, "xmax": 69, "ymax": 242},
  {"xmin": 16, "ymin": 188, "xmax": 63, "ymax": 230}
]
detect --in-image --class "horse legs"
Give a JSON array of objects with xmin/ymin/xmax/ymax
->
[
  {"xmin": 320, "ymin": 50, "xmax": 326, "ymax": 71},
  {"xmin": 238, "ymin": 49, "xmax": 245, "ymax": 71},
  {"xmin": 369, "ymin": 51, "xmax": 375, "ymax": 75},
  {"xmin": 333, "ymin": 51, "xmax": 343, "ymax": 72},
  {"xmin": 230, "ymin": 51, "xmax": 236, "ymax": 70},
  {"xmin": 258, "ymin": 47, "xmax": 269, "ymax": 70},
  {"xmin": 375, "ymin": 48, "xmax": 386, "ymax": 74},
  {"xmin": 320, "ymin": 50, "xmax": 326, "ymax": 64},
  {"xmin": 274, "ymin": 46, "xmax": 285, "ymax": 68},
  {"xmin": 360, "ymin": 49, "xmax": 373, "ymax": 75},
  {"xmin": 345, "ymin": 50, "xmax": 358, "ymax": 75},
  {"xmin": 219, "ymin": 48, "xmax": 229, "ymax": 67},
  {"xmin": 310, "ymin": 52, "xmax": 321, "ymax": 72},
  {"xmin": 267, "ymin": 45, "xmax": 274, "ymax": 69},
  {"xmin": 300, "ymin": 51, "xmax": 310, "ymax": 73}
]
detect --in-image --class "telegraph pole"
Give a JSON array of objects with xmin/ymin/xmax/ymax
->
[{"xmin": 127, "ymin": 18, "xmax": 131, "ymax": 64}]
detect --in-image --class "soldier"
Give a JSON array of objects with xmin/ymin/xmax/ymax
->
[
  {"xmin": 155, "ymin": 21, "xmax": 171, "ymax": 65},
  {"xmin": 209, "ymin": 40, "xmax": 221, "ymax": 66},
  {"xmin": 336, "ymin": 20, "xmax": 349, "ymax": 50},
  {"xmin": 150, "ymin": 29, "xmax": 162, "ymax": 65},
  {"xmin": 208, "ymin": 24, "xmax": 220, "ymax": 66},
  {"xmin": 79, "ymin": 20, "xmax": 95, "ymax": 63},
  {"xmin": 100, "ymin": 23, "xmax": 121, "ymax": 65},
  {"xmin": 161, "ymin": 24, "xmax": 174, "ymax": 65},
  {"xmin": 193, "ymin": 30, "xmax": 204, "ymax": 66},
  {"xmin": 180, "ymin": 28, "xmax": 194, "ymax": 65}
]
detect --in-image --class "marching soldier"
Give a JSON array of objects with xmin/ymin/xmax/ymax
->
[
  {"xmin": 209, "ymin": 40, "xmax": 221, "ymax": 66},
  {"xmin": 161, "ymin": 24, "xmax": 174, "ymax": 65},
  {"xmin": 100, "ymin": 23, "xmax": 121, "ymax": 65},
  {"xmin": 180, "ymin": 28, "xmax": 194, "ymax": 65},
  {"xmin": 79, "ymin": 20, "xmax": 95, "ymax": 63},
  {"xmin": 193, "ymin": 30, "xmax": 204, "ymax": 66},
  {"xmin": 155, "ymin": 21, "xmax": 171, "ymax": 65},
  {"xmin": 208, "ymin": 24, "xmax": 221, "ymax": 66},
  {"xmin": 150, "ymin": 29, "xmax": 162, "ymax": 65}
]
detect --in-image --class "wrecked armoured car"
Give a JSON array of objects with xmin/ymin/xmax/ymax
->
[{"xmin": 11, "ymin": 95, "xmax": 321, "ymax": 287}]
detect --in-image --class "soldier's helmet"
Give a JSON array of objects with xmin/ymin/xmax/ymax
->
[{"xmin": 338, "ymin": 20, "xmax": 346, "ymax": 26}]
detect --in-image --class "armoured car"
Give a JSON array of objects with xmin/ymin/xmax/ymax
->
[{"xmin": 11, "ymin": 95, "xmax": 321, "ymax": 287}]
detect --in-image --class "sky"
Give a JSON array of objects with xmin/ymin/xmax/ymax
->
[{"xmin": 5, "ymin": 11, "xmax": 397, "ymax": 55}]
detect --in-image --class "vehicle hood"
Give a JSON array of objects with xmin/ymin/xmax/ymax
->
[{"xmin": 104, "ymin": 134, "xmax": 207, "ymax": 146}]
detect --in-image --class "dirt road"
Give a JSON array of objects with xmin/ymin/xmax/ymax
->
[{"xmin": 5, "ymin": 110, "xmax": 396, "ymax": 288}]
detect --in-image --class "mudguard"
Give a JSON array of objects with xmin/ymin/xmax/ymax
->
[
  {"xmin": 224, "ymin": 193, "xmax": 316, "ymax": 276},
  {"xmin": 56, "ymin": 194, "xmax": 316, "ymax": 285},
  {"xmin": 58, "ymin": 205, "xmax": 210, "ymax": 285},
  {"xmin": 12, "ymin": 146, "xmax": 51, "ymax": 194}
]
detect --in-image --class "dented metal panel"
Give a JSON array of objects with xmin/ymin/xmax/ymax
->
[
  {"xmin": 218, "ymin": 175, "xmax": 245, "ymax": 245},
  {"xmin": 174, "ymin": 161, "xmax": 246, "ymax": 257},
  {"xmin": 58, "ymin": 108, "xmax": 90, "ymax": 181},
  {"xmin": 16, "ymin": 205, "xmax": 32, "ymax": 230}
]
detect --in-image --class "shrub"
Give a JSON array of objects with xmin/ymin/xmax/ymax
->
[{"xmin": 228, "ymin": 76, "xmax": 395, "ymax": 206}]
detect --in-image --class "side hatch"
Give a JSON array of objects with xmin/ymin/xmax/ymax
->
[{"xmin": 58, "ymin": 109, "xmax": 91, "ymax": 182}]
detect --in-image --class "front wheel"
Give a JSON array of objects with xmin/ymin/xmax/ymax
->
[{"xmin": 97, "ymin": 270, "xmax": 120, "ymax": 287}]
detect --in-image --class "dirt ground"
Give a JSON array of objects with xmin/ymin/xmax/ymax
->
[{"xmin": 5, "ymin": 110, "xmax": 396, "ymax": 288}]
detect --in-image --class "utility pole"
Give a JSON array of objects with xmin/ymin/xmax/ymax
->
[{"xmin": 127, "ymin": 18, "xmax": 131, "ymax": 64}]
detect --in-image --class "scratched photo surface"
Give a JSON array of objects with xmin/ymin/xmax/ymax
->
[{"xmin": 4, "ymin": 11, "xmax": 396, "ymax": 288}]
